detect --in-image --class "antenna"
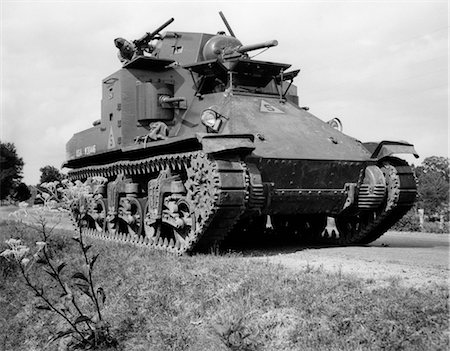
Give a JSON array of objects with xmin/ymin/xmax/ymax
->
[{"xmin": 219, "ymin": 11, "xmax": 236, "ymax": 37}]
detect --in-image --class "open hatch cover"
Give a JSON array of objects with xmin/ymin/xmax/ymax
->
[
  {"xmin": 184, "ymin": 58, "xmax": 291, "ymax": 87},
  {"xmin": 124, "ymin": 56, "xmax": 176, "ymax": 70}
]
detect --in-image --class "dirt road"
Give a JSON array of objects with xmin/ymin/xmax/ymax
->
[
  {"xmin": 1, "ymin": 205, "xmax": 448, "ymax": 288},
  {"xmin": 250, "ymin": 232, "xmax": 449, "ymax": 288}
]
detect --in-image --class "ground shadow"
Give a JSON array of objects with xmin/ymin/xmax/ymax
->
[{"xmin": 219, "ymin": 230, "xmax": 345, "ymax": 257}]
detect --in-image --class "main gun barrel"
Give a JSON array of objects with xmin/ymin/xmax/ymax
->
[
  {"xmin": 236, "ymin": 40, "xmax": 278, "ymax": 54},
  {"xmin": 135, "ymin": 17, "xmax": 175, "ymax": 46}
]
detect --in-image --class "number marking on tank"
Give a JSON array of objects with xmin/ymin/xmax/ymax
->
[{"xmin": 260, "ymin": 99, "xmax": 284, "ymax": 114}]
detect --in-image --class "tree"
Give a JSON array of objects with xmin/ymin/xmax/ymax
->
[
  {"xmin": 420, "ymin": 156, "xmax": 449, "ymax": 181},
  {"xmin": 415, "ymin": 156, "xmax": 449, "ymax": 217},
  {"xmin": 0, "ymin": 141, "xmax": 24, "ymax": 201},
  {"xmin": 39, "ymin": 165, "xmax": 65, "ymax": 184},
  {"xmin": 13, "ymin": 182, "xmax": 31, "ymax": 202}
]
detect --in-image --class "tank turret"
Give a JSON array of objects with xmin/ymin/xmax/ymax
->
[{"xmin": 64, "ymin": 12, "xmax": 418, "ymax": 254}]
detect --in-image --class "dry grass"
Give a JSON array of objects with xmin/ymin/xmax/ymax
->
[{"xmin": 0, "ymin": 220, "xmax": 448, "ymax": 351}]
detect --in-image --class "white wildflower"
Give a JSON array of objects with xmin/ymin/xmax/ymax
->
[
  {"xmin": 5, "ymin": 238, "xmax": 22, "ymax": 246},
  {"xmin": 3, "ymin": 239, "xmax": 30, "ymax": 261},
  {"xmin": 0, "ymin": 249, "xmax": 13, "ymax": 259},
  {"xmin": 10, "ymin": 208, "xmax": 28, "ymax": 219},
  {"xmin": 8, "ymin": 211, "xmax": 18, "ymax": 219},
  {"xmin": 16, "ymin": 247, "xmax": 30, "ymax": 260},
  {"xmin": 36, "ymin": 241, "xmax": 46, "ymax": 250}
]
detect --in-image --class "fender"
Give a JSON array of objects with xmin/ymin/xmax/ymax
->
[
  {"xmin": 363, "ymin": 140, "xmax": 419, "ymax": 160},
  {"xmin": 196, "ymin": 133, "xmax": 255, "ymax": 155}
]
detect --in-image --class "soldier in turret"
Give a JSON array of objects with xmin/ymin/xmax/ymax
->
[{"xmin": 114, "ymin": 38, "xmax": 137, "ymax": 63}]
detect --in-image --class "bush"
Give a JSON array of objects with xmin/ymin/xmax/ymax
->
[
  {"xmin": 391, "ymin": 209, "xmax": 421, "ymax": 232},
  {"xmin": 422, "ymin": 221, "xmax": 449, "ymax": 234}
]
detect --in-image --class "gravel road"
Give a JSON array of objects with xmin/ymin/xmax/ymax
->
[{"xmin": 248, "ymin": 232, "xmax": 449, "ymax": 288}]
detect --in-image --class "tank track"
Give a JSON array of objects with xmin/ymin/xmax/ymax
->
[
  {"xmin": 69, "ymin": 151, "xmax": 248, "ymax": 254},
  {"xmin": 329, "ymin": 158, "xmax": 417, "ymax": 245}
]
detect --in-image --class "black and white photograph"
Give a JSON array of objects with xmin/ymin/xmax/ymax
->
[{"xmin": 1, "ymin": 1, "xmax": 448, "ymax": 350}]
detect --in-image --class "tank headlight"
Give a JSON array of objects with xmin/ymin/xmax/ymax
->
[{"xmin": 201, "ymin": 108, "xmax": 222, "ymax": 132}]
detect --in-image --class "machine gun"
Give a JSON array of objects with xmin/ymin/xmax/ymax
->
[
  {"xmin": 133, "ymin": 17, "xmax": 175, "ymax": 53},
  {"xmin": 115, "ymin": 18, "xmax": 174, "ymax": 62}
]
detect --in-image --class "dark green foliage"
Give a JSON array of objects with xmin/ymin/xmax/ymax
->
[
  {"xmin": 0, "ymin": 141, "xmax": 24, "ymax": 201},
  {"xmin": 420, "ymin": 156, "xmax": 449, "ymax": 180},
  {"xmin": 415, "ymin": 156, "xmax": 449, "ymax": 217},
  {"xmin": 422, "ymin": 221, "xmax": 449, "ymax": 234},
  {"xmin": 395, "ymin": 156, "xmax": 450, "ymax": 232},
  {"xmin": 13, "ymin": 182, "xmax": 31, "ymax": 202},
  {"xmin": 392, "ymin": 209, "xmax": 421, "ymax": 232},
  {"xmin": 39, "ymin": 165, "xmax": 66, "ymax": 184}
]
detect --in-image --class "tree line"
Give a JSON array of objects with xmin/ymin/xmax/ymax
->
[{"xmin": 0, "ymin": 141, "xmax": 65, "ymax": 203}]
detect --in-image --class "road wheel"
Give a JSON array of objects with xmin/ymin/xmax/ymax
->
[
  {"xmin": 144, "ymin": 197, "xmax": 195, "ymax": 253},
  {"xmin": 118, "ymin": 197, "xmax": 143, "ymax": 237}
]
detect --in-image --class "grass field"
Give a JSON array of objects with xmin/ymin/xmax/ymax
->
[{"xmin": 0, "ymin": 220, "xmax": 448, "ymax": 351}]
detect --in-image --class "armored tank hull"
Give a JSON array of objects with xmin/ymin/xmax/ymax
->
[{"xmin": 64, "ymin": 15, "xmax": 418, "ymax": 253}]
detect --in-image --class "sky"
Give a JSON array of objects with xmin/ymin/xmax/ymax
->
[{"xmin": 1, "ymin": 0, "xmax": 448, "ymax": 185}]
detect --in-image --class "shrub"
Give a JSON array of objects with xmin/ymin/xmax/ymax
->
[
  {"xmin": 422, "ymin": 221, "xmax": 449, "ymax": 234},
  {"xmin": 391, "ymin": 209, "xmax": 421, "ymax": 232}
]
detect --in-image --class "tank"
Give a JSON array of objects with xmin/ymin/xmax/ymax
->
[{"xmin": 64, "ymin": 13, "xmax": 418, "ymax": 253}]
